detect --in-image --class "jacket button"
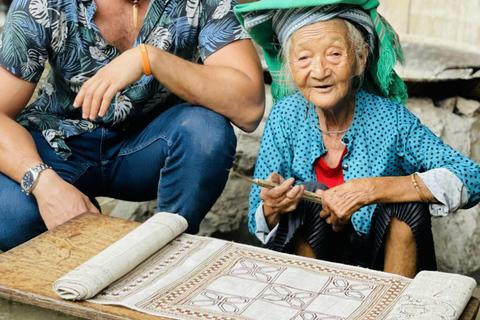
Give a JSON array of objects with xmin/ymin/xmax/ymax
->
[
  {"xmin": 343, "ymin": 138, "xmax": 349, "ymax": 144},
  {"xmin": 342, "ymin": 163, "xmax": 348, "ymax": 170}
]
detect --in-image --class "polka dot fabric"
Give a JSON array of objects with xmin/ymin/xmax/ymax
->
[{"xmin": 248, "ymin": 90, "xmax": 480, "ymax": 235}]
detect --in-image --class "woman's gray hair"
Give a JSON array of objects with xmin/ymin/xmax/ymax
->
[{"xmin": 279, "ymin": 19, "xmax": 368, "ymax": 97}]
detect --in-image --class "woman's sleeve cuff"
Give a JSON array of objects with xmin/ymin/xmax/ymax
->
[
  {"xmin": 254, "ymin": 201, "xmax": 279, "ymax": 244},
  {"xmin": 417, "ymin": 168, "xmax": 468, "ymax": 216}
]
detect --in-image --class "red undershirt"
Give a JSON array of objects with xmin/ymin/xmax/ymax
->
[{"xmin": 314, "ymin": 147, "xmax": 348, "ymax": 188}]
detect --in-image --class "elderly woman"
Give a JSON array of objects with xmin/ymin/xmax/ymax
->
[{"xmin": 235, "ymin": 1, "xmax": 480, "ymax": 278}]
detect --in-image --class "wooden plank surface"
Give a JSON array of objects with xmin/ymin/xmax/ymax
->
[
  {"xmin": 460, "ymin": 297, "xmax": 480, "ymax": 320},
  {"xmin": 0, "ymin": 212, "xmax": 171, "ymax": 320},
  {"xmin": 0, "ymin": 212, "xmax": 477, "ymax": 320}
]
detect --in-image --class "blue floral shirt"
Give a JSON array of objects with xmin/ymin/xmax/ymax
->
[
  {"xmin": 250, "ymin": 90, "xmax": 480, "ymax": 235},
  {"xmin": 0, "ymin": 0, "xmax": 248, "ymax": 159}
]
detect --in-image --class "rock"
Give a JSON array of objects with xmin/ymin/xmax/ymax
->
[
  {"xmin": 396, "ymin": 40, "xmax": 480, "ymax": 81},
  {"xmin": 435, "ymin": 97, "xmax": 457, "ymax": 112},
  {"xmin": 405, "ymin": 97, "xmax": 445, "ymax": 136},
  {"xmin": 456, "ymin": 96, "xmax": 480, "ymax": 117},
  {"xmin": 405, "ymin": 97, "xmax": 476, "ymax": 160},
  {"xmin": 432, "ymin": 206, "xmax": 480, "ymax": 276},
  {"xmin": 198, "ymin": 177, "xmax": 261, "ymax": 246},
  {"xmin": 109, "ymin": 200, "xmax": 156, "ymax": 222}
]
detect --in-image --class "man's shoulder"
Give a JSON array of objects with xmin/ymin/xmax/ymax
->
[
  {"xmin": 10, "ymin": 0, "xmax": 79, "ymax": 24},
  {"xmin": 13, "ymin": 0, "xmax": 77, "ymax": 10}
]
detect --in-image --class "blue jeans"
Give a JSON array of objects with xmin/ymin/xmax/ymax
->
[{"xmin": 0, "ymin": 103, "xmax": 236, "ymax": 251}]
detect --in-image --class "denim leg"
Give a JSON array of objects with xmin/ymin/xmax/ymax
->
[
  {"xmin": 0, "ymin": 130, "xmax": 97, "ymax": 251},
  {"xmin": 0, "ymin": 173, "xmax": 46, "ymax": 251},
  {"xmin": 106, "ymin": 103, "xmax": 236, "ymax": 233}
]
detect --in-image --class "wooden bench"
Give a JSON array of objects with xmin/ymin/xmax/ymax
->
[{"xmin": 0, "ymin": 212, "xmax": 478, "ymax": 320}]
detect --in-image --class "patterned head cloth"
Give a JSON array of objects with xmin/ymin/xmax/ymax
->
[
  {"xmin": 235, "ymin": 0, "xmax": 407, "ymax": 104},
  {"xmin": 271, "ymin": 5, "xmax": 376, "ymax": 54}
]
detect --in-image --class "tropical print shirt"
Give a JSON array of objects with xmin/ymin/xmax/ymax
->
[{"xmin": 0, "ymin": 0, "xmax": 248, "ymax": 159}]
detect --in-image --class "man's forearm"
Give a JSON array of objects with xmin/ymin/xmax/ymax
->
[
  {"xmin": 147, "ymin": 41, "xmax": 265, "ymax": 132},
  {"xmin": 0, "ymin": 114, "xmax": 45, "ymax": 182}
]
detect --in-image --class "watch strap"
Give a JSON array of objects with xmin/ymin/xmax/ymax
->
[
  {"xmin": 31, "ymin": 163, "xmax": 52, "ymax": 174},
  {"xmin": 21, "ymin": 163, "xmax": 52, "ymax": 195}
]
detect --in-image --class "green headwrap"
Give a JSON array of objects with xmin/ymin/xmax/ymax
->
[{"xmin": 234, "ymin": 0, "xmax": 408, "ymax": 104}]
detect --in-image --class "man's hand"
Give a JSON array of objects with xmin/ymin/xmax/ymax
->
[
  {"xmin": 73, "ymin": 47, "xmax": 144, "ymax": 120},
  {"xmin": 260, "ymin": 172, "xmax": 304, "ymax": 229},
  {"xmin": 317, "ymin": 178, "xmax": 373, "ymax": 232},
  {"xmin": 32, "ymin": 170, "xmax": 100, "ymax": 230}
]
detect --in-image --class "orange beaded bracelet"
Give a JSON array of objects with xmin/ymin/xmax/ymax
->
[
  {"xmin": 138, "ymin": 44, "xmax": 152, "ymax": 76},
  {"xmin": 411, "ymin": 173, "xmax": 428, "ymax": 203}
]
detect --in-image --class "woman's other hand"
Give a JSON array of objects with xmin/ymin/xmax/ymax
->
[
  {"xmin": 317, "ymin": 178, "xmax": 373, "ymax": 232},
  {"xmin": 73, "ymin": 47, "xmax": 144, "ymax": 120},
  {"xmin": 260, "ymin": 172, "xmax": 305, "ymax": 229}
]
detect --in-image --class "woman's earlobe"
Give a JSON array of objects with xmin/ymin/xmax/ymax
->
[
  {"xmin": 356, "ymin": 49, "xmax": 368, "ymax": 76},
  {"xmin": 355, "ymin": 60, "xmax": 366, "ymax": 76}
]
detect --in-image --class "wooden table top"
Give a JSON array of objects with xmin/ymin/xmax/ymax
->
[
  {"xmin": 0, "ymin": 212, "xmax": 172, "ymax": 320},
  {"xmin": 0, "ymin": 212, "xmax": 478, "ymax": 320}
]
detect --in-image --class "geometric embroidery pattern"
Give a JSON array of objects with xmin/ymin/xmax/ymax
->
[
  {"xmin": 90, "ymin": 234, "xmax": 413, "ymax": 320},
  {"xmin": 189, "ymin": 290, "xmax": 252, "ymax": 314},
  {"xmin": 261, "ymin": 284, "xmax": 318, "ymax": 308},
  {"xmin": 324, "ymin": 279, "xmax": 375, "ymax": 301},
  {"xmin": 228, "ymin": 259, "xmax": 284, "ymax": 282}
]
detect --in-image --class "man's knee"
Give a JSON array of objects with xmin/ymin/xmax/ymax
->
[{"xmin": 174, "ymin": 105, "xmax": 236, "ymax": 161}]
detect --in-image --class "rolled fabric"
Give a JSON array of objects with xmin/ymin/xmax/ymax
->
[
  {"xmin": 385, "ymin": 271, "xmax": 477, "ymax": 320},
  {"xmin": 53, "ymin": 212, "xmax": 188, "ymax": 300}
]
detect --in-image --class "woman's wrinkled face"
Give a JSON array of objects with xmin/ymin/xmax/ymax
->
[{"xmin": 289, "ymin": 19, "xmax": 357, "ymax": 110}]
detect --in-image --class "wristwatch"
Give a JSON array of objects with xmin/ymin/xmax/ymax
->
[{"xmin": 21, "ymin": 163, "xmax": 52, "ymax": 196}]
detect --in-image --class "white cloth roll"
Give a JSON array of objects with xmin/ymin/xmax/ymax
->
[
  {"xmin": 385, "ymin": 271, "xmax": 477, "ymax": 320},
  {"xmin": 53, "ymin": 212, "xmax": 188, "ymax": 300}
]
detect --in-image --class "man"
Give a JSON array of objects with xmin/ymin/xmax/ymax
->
[{"xmin": 0, "ymin": 0, "xmax": 264, "ymax": 251}]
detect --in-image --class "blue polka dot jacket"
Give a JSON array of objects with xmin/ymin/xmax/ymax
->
[{"xmin": 249, "ymin": 90, "xmax": 480, "ymax": 235}]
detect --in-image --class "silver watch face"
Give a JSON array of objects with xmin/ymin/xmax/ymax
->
[{"xmin": 21, "ymin": 170, "xmax": 35, "ymax": 192}]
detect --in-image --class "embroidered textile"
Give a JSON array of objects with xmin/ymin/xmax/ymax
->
[{"xmin": 54, "ymin": 213, "xmax": 476, "ymax": 320}]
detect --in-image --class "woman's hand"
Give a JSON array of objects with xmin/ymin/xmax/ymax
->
[
  {"xmin": 73, "ymin": 47, "xmax": 144, "ymax": 120},
  {"xmin": 32, "ymin": 170, "xmax": 101, "ymax": 230},
  {"xmin": 260, "ymin": 172, "xmax": 305, "ymax": 229},
  {"xmin": 317, "ymin": 178, "xmax": 373, "ymax": 232}
]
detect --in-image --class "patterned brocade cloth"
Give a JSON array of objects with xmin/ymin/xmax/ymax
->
[
  {"xmin": 0, "ymin": 0, "xmax": 248, "ymax": 159},
  {"xmin": 54, "ymin": 213, "xmax": 476, "ymax": 320}
]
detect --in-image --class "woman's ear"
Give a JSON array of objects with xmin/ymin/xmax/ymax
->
[{"xmin": 356, "ymin": 45, "xmax": 368, "ymax": 76}]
